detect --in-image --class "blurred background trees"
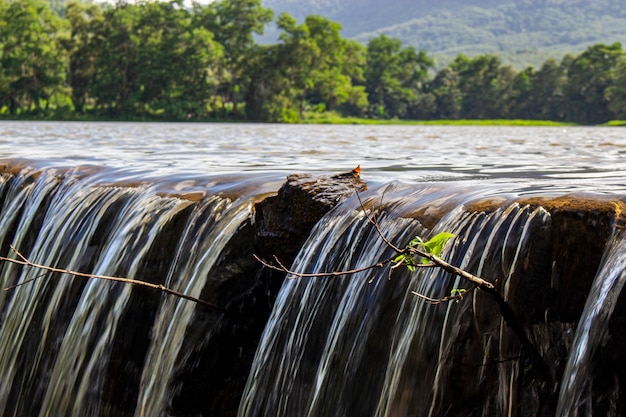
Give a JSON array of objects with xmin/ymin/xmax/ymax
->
[{"xmin": 1, "ymin": 0, "xmax": 625, "ymax": 124}]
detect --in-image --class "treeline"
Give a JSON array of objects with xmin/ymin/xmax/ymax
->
[{"xmin": 1, "ymin": 0, "xmax": 626, "ymax": 124}]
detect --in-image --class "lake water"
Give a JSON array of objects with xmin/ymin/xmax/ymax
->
[{"xmin": 3, "ymin": 121, "xmax": 626, "ymax": 194}]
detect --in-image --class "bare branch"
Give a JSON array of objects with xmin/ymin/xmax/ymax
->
[
  {"xmin": 254, "ymin": 253, "xmax": 396, "ymax": 279},
  {"xmin": 407, "ymin": 247, "xmax": 495, "ymax": 290},
  {"xmin": 3, "ymin": 272, "xmax": 48, "ymax": 291},
  {"xmin": 12, "ymin": 246, "xmax": 29, "ymax": 263},
  {"xmin": 411, "ymin": 286, "xmax": 476, "ymax": 305},
  {"xmin": 354, "ymin": 188, "xmax": 402, "ymax": 253},
  {"xmin": 0, "ymin": 245, "xmax": 228, "ymax": 313}
]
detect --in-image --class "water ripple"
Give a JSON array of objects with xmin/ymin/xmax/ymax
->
[{"xmin": 2, "ymin": 121, "xmax": 626, "ymax": 193}]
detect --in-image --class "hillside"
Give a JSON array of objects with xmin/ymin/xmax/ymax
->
[{"xmin": 261, "ymin": 0, "xmax": 626, "ymax": 68}]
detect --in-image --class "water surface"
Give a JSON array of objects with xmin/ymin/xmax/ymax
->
[{"xmin": 4, "ymin": 121, "xmax": 626, "ymax": 193}]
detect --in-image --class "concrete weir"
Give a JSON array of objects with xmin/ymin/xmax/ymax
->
[{"xmin": 0, "ymin": 160, "xmax": 624, "ymax": 416}]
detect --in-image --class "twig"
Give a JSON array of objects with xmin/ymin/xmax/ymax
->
[
  {"xmin": 354, "ymin": 188, "xmax": 402, "ymax": 253},
  {"xmin": 476, "ymin": 355, "xmax": 525, "ymax": 367},
  {"xmin": 1, "ymin": 245, "xmax": 228, "ymax": 313},
  {"xmin": 3, "ymin": 272, "xmax": 48, "ymax": 291},
  {"xmin": 411, "ymin": 286, "xmax": 476, "ymax": 305},
  {"xmin": 406, "ymin": 247, "xmax": 495, "ymax": 290},
  {"xmin": 254, "ymin": 254, "xmax": 396, "ymax": 278}
]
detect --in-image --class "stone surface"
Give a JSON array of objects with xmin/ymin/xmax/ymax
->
[
  {"xmin": 2, "ymin": 160, "xmax": 625, "ymax": 417},
  {"xmin": 169, "ymin": 169, "xmax": 366, "ymax": 416},
  {"xmin": 253, "ymin": 169, "xmax": 366, "ymax": 262}
]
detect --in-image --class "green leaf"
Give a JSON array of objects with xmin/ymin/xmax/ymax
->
[
  {"xmin": 408, "ymin": 236, "xmax": 423, "ymax": 247},
  {"xmin": 398, "ymin": 232, "xmax": 455, "ymax": 270},
  {"xmin": 450, "ymin": 288, "xmax": 466, "ymax": 296},
  {"xmin": 394, "ymin": 253, "xmax": 406, "ymax": 263},
  {"xmin": 394, "ymin": 253, "xmax": 416, "ymax": 271},
  {"xmin": 421, "ymin": 232, "xmax": 455, "ymax": 257}
]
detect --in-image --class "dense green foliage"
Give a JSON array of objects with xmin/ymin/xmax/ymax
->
[
  {"xmin": 264, "ymin": 0, "xmax": 626, "ymax": 70},
  {"xmin": 2, "ymin": 0, "xmax": 626, "ymax": 124}
]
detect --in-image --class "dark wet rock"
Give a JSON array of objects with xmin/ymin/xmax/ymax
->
[
  {"xmin": 253, "ymin": 169, "xmax": 366, "ymax": 263},
  {"xmin": 169, "ymin": 170, "xmax": 365, "ymax": 417},
  {"xmin": 466, "ymin": 194, "xmax": 624, "ymax": 323}
]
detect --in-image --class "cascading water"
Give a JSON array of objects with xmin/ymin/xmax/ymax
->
[
  {"xmin": 0, "ymin": 163, "xmax": 274, "ymax": 417},
  {"xmin": 135, "ymin": 195, "xmax": 254, "ymax": 417},
  {"xmin": 238, "ymin": 183, "xmax": 560, "ymax": 417},
  {"xmin": 556, "ymin": 232, "xmax": 626, "ymax": 417},
  {"xmin": 0, "ymin": 159, "xmax": 624, "ymax": 417}
]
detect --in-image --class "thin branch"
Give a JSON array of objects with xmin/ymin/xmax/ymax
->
[
  {"xmin": 411, "ymin": 291, "xmax": 462, "ymax": 305},
  {"xmin": 12, "ymin": 246, "xmax": 29, "ymax": 263},
  {"xmin": 354, "ymin": 188, "xmax": 402, "ymax": 253},
  {"xmin": 1, "ymin": 245, "xmax": 228, "ymax": 313},
  {"xmin": 411, "ymin": 286, "xmax": 476, "ymax": 305},
  {"xmin": 476, "ymin": 355, "xmax": 525, "ymax": 367},
  {"xmin": 254, "ymin": 253, "xmax": 396, "ymax": 278},
  {"xmin": 3, "ymin": 272, "xmax": 48, "ymax": 291},
  {"xmin": 407, "ymin": 247, "xmax": 495, "ymax": 290}
]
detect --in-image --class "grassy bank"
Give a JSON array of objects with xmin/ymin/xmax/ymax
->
[
  {"xmin": 301, "ymin": 112, "xmax": 578, "ymax": 126},
  {"xmin": 603, "ymin": 120, "xmax": 626, "ymax": 126},
  {"xmin": 0, "ymin": 109, "xmax": 597, "ymax": 126}
]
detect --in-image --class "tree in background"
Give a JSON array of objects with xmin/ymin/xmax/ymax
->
[
  {"xmin": 243, "ymin": 43, "xmax": 291, "ymax": 121},
  {"xmin": 0, "ymin": 0, "xmax": 67, "ymax": 115},
  {"xmin": 82, "ymin": 0, "xmax": 222, "ymax": 119},
  {"xmin": 562, "ymin": 42, "xmax": 624, "ymax": 124},
  {"xmin": 86, "ymin": 1, "xmax": 141, "ymax": 117},
  {"xmin": 334, "ymin": 39, "xmax": 368, "ymax": 118},
  {"xmin": 510, "ymin": 59, "xmax": 563, "ymax": 121},
  {"xmin": 132, "ymin": 0, "xmax": 221, "ymax": 119},
  {"xmin": 365, "ymin": 34, "xmax": 433, "ymax": 119},
  {"xmin": 606, "ymin": 56, "xmax": 626, "ymax": 120},
  {"xmin": 194, "ymin": 0, "xmax": 273, "ymax": 117},
  {"xmin": 450, "ymin": 54, "xmax": 517, "ymax": 119},
  {"xmin": 275, "ymin": 13, "xmax": 367, "ymax": 119},
  {"xmin": 243, "ymin": 13, "xmax": 367, "ymax": 122},
  {"xmin": 508, "ymin": 66, "xmax": 534, "ymax": 119},
  {"xmin": 416, "ymin": 66, "xmax": 461, "ymax": 120},
  {"xmin": 63, "ymin": 1, "xmax": 103, "ymax": 113}
]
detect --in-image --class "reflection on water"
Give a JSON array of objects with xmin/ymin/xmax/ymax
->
[{"xmin": 2, "ymin": 121, "xmax": 626, "ymax": 193}]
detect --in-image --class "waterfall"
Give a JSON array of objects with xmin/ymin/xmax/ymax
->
[
  {"xmin": 1, "ymin": 162, "xmax": 624, "ymax": 417},
  {"xmin": 556, "ymin": 232, "xmax": 626, "ymax": 417},
  {"xmin": 0, "ymin": 164, "xmax": 266, "ymax": 417},
  {"xmin": 239, "ymin": 183, "xmax": 556, "ymax": 417},
  {"xmin": 135, "ymin": 196, "xmax": 252, "ymax": 417}
]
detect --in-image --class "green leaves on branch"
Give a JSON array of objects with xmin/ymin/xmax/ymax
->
[
  {"xmin": 450, "ymin": 288, "xmax": 466, "ymax": 297},
  {"xmin": 394, "ymin": 232, "xmax": 455, "ymax": 271},
  {"xmin": 411, "ymin": 232, "xmax": 455, "ymax": 259},
  {"xmin": 394, "ymin": 252, "xmax": 418, "ymax": 272}
]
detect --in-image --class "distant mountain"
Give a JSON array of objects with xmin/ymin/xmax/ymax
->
[{"xmin": 261, "ymin": 0, "xmax": 626, "ymax": 68}]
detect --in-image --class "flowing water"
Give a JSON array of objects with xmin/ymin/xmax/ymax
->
[
  {"xmin": 0, "ymin": 121, "xmax": 626, "ymax": 416},
  {"xmin": 238, "ymin": 184, "xmax": 555, "ymax": 417},
  {"xmin": 2, "ymin": 121, "xmax": 626, "ymax": 191},
  {"xmin": 556, "ymin": 234, "xmax": 626, "ymax": 416}
]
